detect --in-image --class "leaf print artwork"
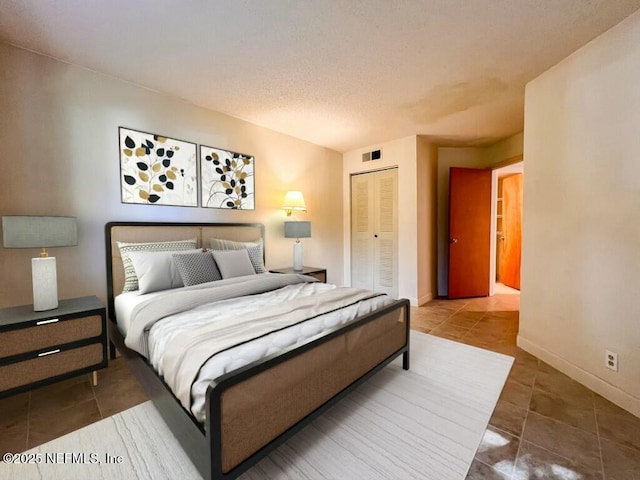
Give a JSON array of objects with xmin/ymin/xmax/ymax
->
[
  {"xmin": 200, "ymin": 145, "xmax": 255, "ymax": 210},
  {"xmin": 119, "ymin": 128, "xmax": 197, "ymax": 207}
]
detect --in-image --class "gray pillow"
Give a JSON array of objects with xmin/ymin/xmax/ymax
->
[
  {"xmin": 212, "ymin": 249, "xmax": 256, "ymax": 279},
  {"xmin": 209, "ymin": 237, "xmax": 266, "ymax": 273},
  {"xmin": 173, "ymin": 251, "xmax": 222, "ymax": 286},
  {"xmin": 117, "ymin": 238, "xmax": 198, "ymax": 292}
]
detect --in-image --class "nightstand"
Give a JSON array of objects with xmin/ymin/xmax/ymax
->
[
  {"xmin": 269, "ymin": 266, "xmax": 327, "ymax": 283},
  {"xmin": 0, "ymin": 296, "xmax": 107, "ymax": 398}
]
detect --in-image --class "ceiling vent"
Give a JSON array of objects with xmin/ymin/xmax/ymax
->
[{"xmin": 362, "ymin": 149, "xmax": 382, "ymax": 162}]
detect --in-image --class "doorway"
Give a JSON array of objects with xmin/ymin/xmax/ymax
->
[{"xmin": 490, "ymin": 162, "xmax": 524, "ymax": 296}]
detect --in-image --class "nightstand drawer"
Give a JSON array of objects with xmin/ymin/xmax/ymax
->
[
  {"xmin": 0, "ymin": 315, "xmax": 102, "ymax": 358},
  {"xmin": 0, "ymin": 343, "xmax": 103, "ymax": 392}
]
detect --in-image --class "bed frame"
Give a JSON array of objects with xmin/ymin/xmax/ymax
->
[{"xmin": 105, "ymin": 221, "xmax": 410, "ymax": 480}]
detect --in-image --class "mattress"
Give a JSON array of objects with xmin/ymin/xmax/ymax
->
[{"xmin": 118, "ymin": 276, "xmax": 394, "ymax": 423}]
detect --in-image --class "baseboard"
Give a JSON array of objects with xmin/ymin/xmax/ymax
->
[
  {"xmin": 417, "ymin": 292, "xmax": 434, "ymax": 306},
  {"xmin": 517, "ymin": 335, "xmax": 640, "ymax": 418}
]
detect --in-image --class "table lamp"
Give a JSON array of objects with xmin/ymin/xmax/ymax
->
[
  {"xmin": 284, "ymin": 221, "xmax": 311, "ymax": 271},
  {"xmin": 2, "ymin": 216, "xmax": 78, "ymax": 311}
]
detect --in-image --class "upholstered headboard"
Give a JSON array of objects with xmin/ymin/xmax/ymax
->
[{"xmin": 105, "ymin": 222, "xmax": 264, "ymax": 319}]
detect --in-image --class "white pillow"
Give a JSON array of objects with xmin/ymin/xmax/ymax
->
[
  {"xmin": 209, "ymin": 237, "xmax": 266, "ymax": 273},
  {"xmin": 129, "ymin": 249, "xmax": 201, "ymax": 294},
  {"xmin": 212, "ymin": 249, "xmax": 256, "ymax": 279},
  {"xmin": 117, "ymin": 238, "xmax": 198, "ymax": 292}
]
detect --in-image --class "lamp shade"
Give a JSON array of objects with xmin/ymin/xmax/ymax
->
[
  {"xmin": 2, "ymin": 216, "xmax": 77, "ymax": 312},
  {"xmin": 2, "ymin": 216, "xmax": 78, "ymax": 249},
  {"xmin": 284, "ymin": 221, "xmax": 311, "ymax": 239},
  {"xmin": 281, "ymin": 191, "xmax": 307, "ymax": 214}
]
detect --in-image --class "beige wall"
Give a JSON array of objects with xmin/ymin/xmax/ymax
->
[
  {"xmin": 436, "ymin": 133, "xmax": 523, "ymax": 296},
  {"xmin": 416, "ymin": 136, "xmax": 438, "ymax": 304},
  {"xmin": 0, "ymin": 43, "xmax": 344, "ymax": 308},
  {"xmin": 520, "ymin": 11, "xmax": 640, "ymax": 416},
  {"xmin": 343, "ymin": 135, "xmax": 438, "ymax": 305}
]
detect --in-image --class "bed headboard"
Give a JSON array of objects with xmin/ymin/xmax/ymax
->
[{"xmin": 105, "ymin": 222, "xmax": 264, "ymax": 320}]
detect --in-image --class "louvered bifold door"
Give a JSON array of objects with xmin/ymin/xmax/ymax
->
[
  {"xmin": 351, "ymin": 169, "xmax": 398, "ymax": 297},
  {"xmin": 351, "ymin": 173, "xmax": 375, "ymax": 290},
  {"xmin": 373, "ymin": 169, "xmax": 398, "ymax": 297}
]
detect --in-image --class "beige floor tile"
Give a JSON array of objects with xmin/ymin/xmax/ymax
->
[
  {"xmin": 600, "ymin": 437, "xmax": 640, "ymax": 480},
  {"xmin": 429, "ymin": 329, "xmax": 468, "ymax": 341},
  {"xmin": 508, "ymin": 360, "xmax": 538, "ymax": 387},
  {"xmin": 411, "ymin": 313, "xmax": 448, "ymax": 331},
  {"xmin": 466, "ymin": 458, "xmax": 512, "ymax": 479},
  {"xmin": 430, "ymin": 322, "xmax": 470, "ymax": 337},
  {"xmin": 28, "ymin": 398, "xmax": 102, "ymax": 448},
  {"xmin": 474, "ymin": 425, "xmax": 519, "ymax": 476},
  {"xmin": 595, "ymin": 395, "xmax": 640, "ymax": 451},
  {"xmin": 499, "ymin": 378, "xmax": 533, "ymax": 409},
  {"xmin": 529, "ymin": 389, "xmax": 597, "ymax": 433},
  {"xmin": 94, "ymin": 379, "xmax": 148, "ymax": 419},
  {"xmin": 0, "ymin": 392, "xmax": 29, "ymax": 428},
  {"xmin": 0, "ymin": 417, "xmax": 28, "ymax": 457},
  {"xmin": 513, "ymin": 441, "xmax": 603, "ymax": 480},
  {"xmin": 29, "ymin": 375, "xmax": 95, "ymax": 414},
  {"xmin": 443, "ymin": 315, "xmax": 483, "ymax": 329},
  {"xmin": 522, "ymin": 412, "xmax": 601, "ymax": 471},
  {"xmin": 535, "ymin": 363, "xmax": 595, "ymax": 407},
  {"xmin": 489, "ymin": 400, "xmax": 528, "ymax": 437}
]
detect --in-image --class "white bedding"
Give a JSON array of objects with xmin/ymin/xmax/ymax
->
[
  {"xmin": 115, "ymin": 290, "xmax": 165, "ymax": 335},
  {"xmin": 116, "ymin": 277, "xmax": 394, "ymax": 423}
]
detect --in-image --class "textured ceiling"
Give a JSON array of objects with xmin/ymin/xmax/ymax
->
[{"xmin": 1, "ymin": 0, "xmax": 639, "ymax": 152}]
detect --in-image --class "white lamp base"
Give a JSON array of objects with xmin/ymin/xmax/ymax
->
[
  {"xmin": 293, "ymin": 242, "xmax": 303, "ymax": 271},
  {"xmin": 32, "ymin": 257, "xmax": 58, "ymax": 311}
]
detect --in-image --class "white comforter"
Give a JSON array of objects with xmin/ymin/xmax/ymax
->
[{"xmin": 131, "ymin": 277, "xmax": 393, "ymax": 422}]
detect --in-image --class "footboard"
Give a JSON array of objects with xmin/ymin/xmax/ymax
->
[{"xmin": 206, "ymin": 298, "xmax": 410, "ymax": 480}]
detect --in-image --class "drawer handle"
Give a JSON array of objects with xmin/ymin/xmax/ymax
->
[
  {"xmin": 36, "ymin": 318, "xmax": 59, "ymax": 326},
  {"xmin": 38, "ymin": 349, "xmax": 61, "ymax": 357}
]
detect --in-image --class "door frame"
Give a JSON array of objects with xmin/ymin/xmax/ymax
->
[{"xmin": 489, "ymin": 158, "xmax": 524, "ymax": 296}]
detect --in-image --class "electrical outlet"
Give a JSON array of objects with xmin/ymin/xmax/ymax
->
[{"xmin": 605, "ymin": 350, "xmax": 618, "ymax": 372}]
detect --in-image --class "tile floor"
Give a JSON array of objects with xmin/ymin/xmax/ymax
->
[
  {"xmin": 1, "ymin": 293, "xmax": 639, "ymax": 479},
  {"xmin": 0, "ymin": 356, "xmax": 148, "ymax": 457},
  {"xmin": 412, "ymin": 294, "xmax": 640, "ymax": 480}
]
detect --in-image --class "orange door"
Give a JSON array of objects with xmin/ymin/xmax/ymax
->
[
  {"xmin": 500, "ymin": 174, "xmax": 523, "ymax": 289},
  {"xmin": 448, "ymin": 167, "xmax": 492, "ymax": 298}
]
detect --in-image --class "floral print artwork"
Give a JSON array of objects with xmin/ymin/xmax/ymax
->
[
  {"xmin": 201, "ymin": 145, "xmax": 255, "ymax": 210},
  {"xmin": 119, "ymin": 127, "xmax": 197, "ymax": 206}
]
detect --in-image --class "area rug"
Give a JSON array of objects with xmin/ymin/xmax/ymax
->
[{"xmin": 0, "ymin": 332, "xmax": 513, "ymax": 480}]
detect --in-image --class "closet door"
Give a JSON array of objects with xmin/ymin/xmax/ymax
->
[
  {"xmin": 350, "ymin": 173, "xmax": 375, "ymax": 290},
  {"xmin": 351, "ymin": 169, "xmax": 398, "ymax": 297}
]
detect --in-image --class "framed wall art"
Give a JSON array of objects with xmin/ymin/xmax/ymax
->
[
  {"xmin": 119, "ymin": 127, "xmax": 197, "ymax": 207},
  {"xmin": 200, "ymin": 145, "xmax": 255, "ymax": 210}
]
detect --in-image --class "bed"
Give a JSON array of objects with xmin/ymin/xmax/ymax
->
[{"xmin": 105, "ymin": 221, "xmax": 410, "ymax": 480}]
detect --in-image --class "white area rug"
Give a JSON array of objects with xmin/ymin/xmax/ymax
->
[{"xmin": 0, "ymin": 332, "xmax": 513, "ymax": 480}]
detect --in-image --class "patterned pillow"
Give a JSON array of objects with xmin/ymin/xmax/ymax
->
[
  {"xmin": 173, "ymin": 251, "xmax": 222, "ymax": 286},
  {"xmin": 209, "ymin": 237, "xmax": 266, "ymax": 273},
  {"xmin": 117, "ymin": 239, "xmax": 198, "ymax": 292}
]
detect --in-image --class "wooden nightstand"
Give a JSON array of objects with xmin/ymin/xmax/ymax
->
[
  {"xmin": 269, "ymin": 266, "xmax": 327, "ymax": 283},
  {"xmin": 0, "ymin": 296, "xmax": 107, "ymax": 398}
]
